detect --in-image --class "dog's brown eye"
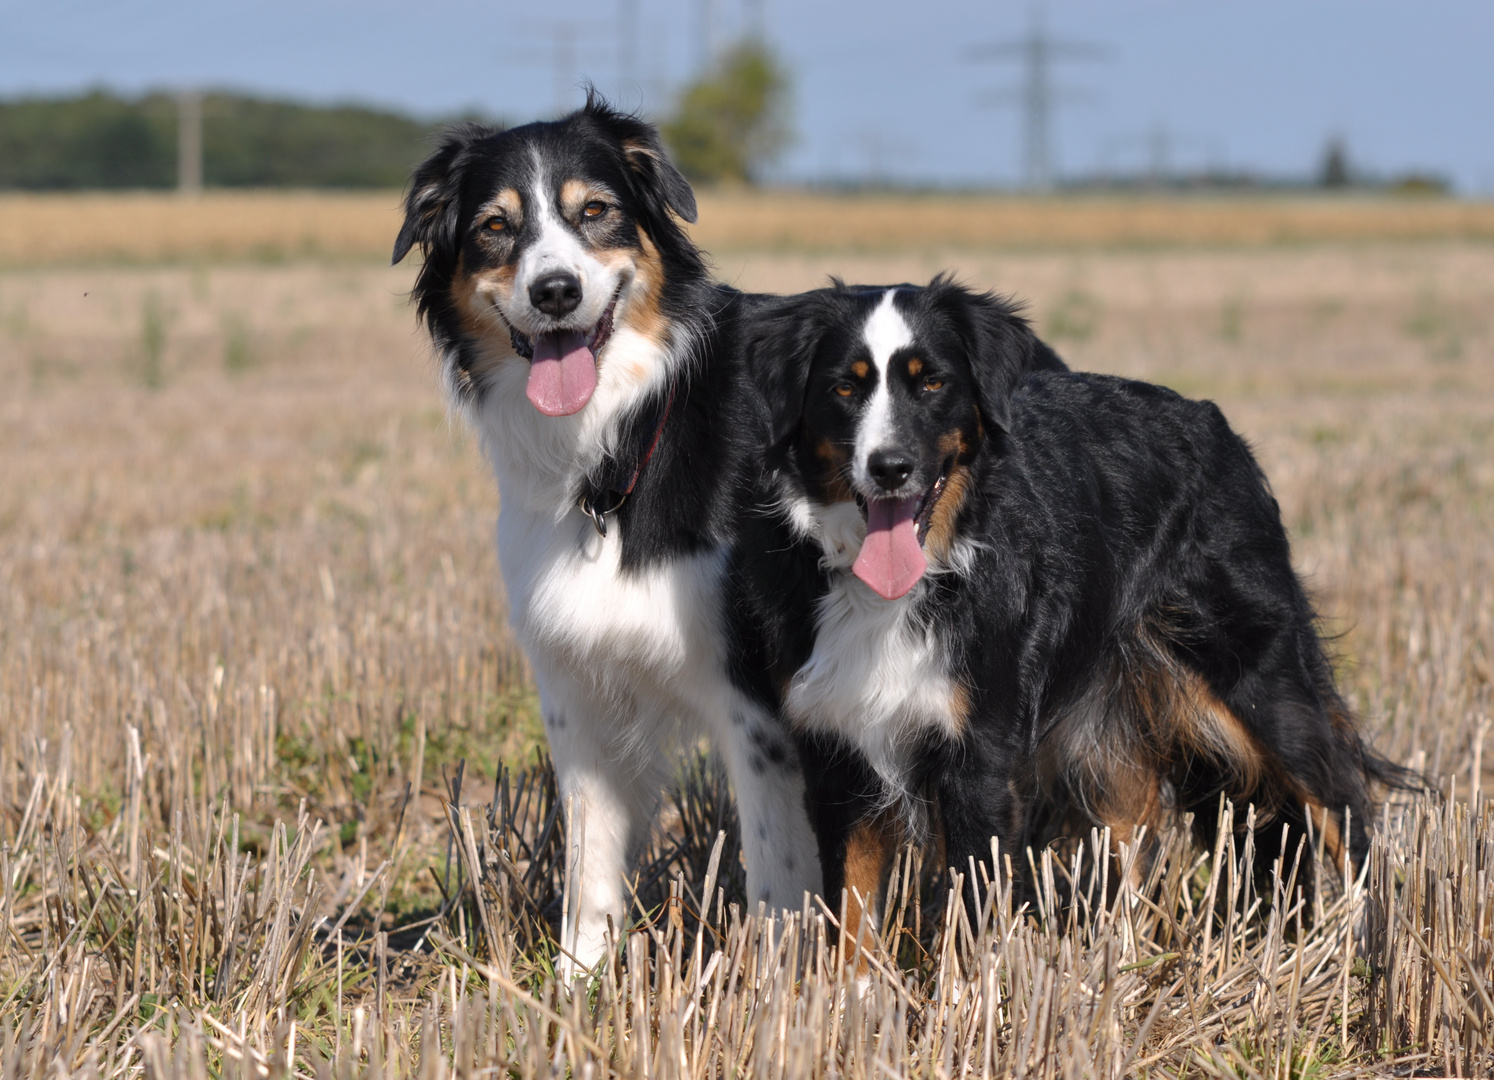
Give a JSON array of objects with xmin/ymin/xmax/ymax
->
[
  {"xmin": 923, "ymin": 378, "xmax": 944, "ymax": 392},
  {"xmin": 583, "ymin": 201, "xmax": 608, "ymax": 218},
  {"xmin": 833, "ymin": 383, "xmax": 855, "ymax": 397},
  {"xmin": 484, "ymin": 216, "xmax": 506, "ymax": 232}
]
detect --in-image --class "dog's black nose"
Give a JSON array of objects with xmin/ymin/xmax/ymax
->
[
  {"xmin": 867, "ymin": 450, "xmax": 915, "ymax": 491},
  {"xmin": 529, "ymin": 272, "xmax": 583, "ymax": 317}
]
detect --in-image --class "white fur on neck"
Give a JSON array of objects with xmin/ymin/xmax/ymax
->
[{"xmin": 785, "ymin": 571, "xmax": 961, "ymax": 808}]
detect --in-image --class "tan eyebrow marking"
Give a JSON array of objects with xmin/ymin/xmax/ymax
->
[
  {"xmin": 560, "ymin": 178, "xmax": 613, "ymax": 218},
  {"xmin": 560, "ymin": 178, "xmax": 590, "ymax": 214},
  {"xmin": 477, "ymin": 188, "xmax": 522, "ymax": 229},
  {"xmin": 907, "ymin": 357, "xmax": 923, "ymax": 376},
  {"xmin": 850, "ymin": 360, "xmax": 870, "ymax": 378}
]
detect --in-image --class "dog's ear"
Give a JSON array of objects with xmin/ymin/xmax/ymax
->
[
  {"xmin": 745, "ymin": 294, "xmax": 832, "ymax": 450},
  {"xmin": 578, "ymin": 91, "xmax": 698, "ymax": 225},
  {"xmin": 620, "ymin": 130, "xmax": 698, "ymax": 225},
  {"xmin": 393, "ymin": 126, "xmax": 485, "ymax": 267},
  {"xmin": 927, "ymin": 276, "xmax": 1045, "ymax": 434}
]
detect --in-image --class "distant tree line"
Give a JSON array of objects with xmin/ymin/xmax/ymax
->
[
  {"xmin": 0, "ymin": 90, "xmax": 471, "ymax": 190},
  {"xmin": 2, "ymin": 46, "xmax": 792, "ymax": 192}
]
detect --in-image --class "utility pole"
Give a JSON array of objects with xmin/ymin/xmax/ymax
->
[
  {"xmin": 968, "ymin": 7, "xmax": 1104, "ymax": 192},
  {"xmin": 517, "ymin": 21, "xmax": 610, "ymax": 116},
  {"xmin": 177, "ymin": 89, "xmax": 203, "ymax": 195}
]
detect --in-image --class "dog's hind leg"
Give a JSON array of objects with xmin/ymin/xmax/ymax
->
[{"xmin": 1174, "ymin": 616, "xmax": 1378, "ymax": 908}]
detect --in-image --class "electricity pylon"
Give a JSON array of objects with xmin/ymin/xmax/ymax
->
[{"xmin": 967, "ymin": 7, "xmax": 1106, "ymax": 192}]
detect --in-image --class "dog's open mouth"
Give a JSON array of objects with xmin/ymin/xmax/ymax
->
[
  {"xmin": 514, "ymin": 291, "xmax": 620, "ymax": 417},
  {"xmin": 851, "ymin": 463, "xmax": 950, "ymax": 600}
]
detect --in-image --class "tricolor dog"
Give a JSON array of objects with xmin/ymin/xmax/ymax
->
[
  {"xmin": 730, "ymin": 280, "xmax": 1404, "ymax": 932},
  {"xmin": 393, "ymin": 98, "xmax": 824, "ymax": 972}
]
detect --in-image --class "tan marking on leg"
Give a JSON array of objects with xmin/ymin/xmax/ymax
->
[
  {"xmin": 1096, "ymin": 763, "xmax": 1164, "ymax": 890},
  {"xmin": 1128, "ymin": 637, "xmax": 1266, "ymax": 794},
  {"xmin": 1098, "ymin": 765, "xmax": 1163, "ymax": 841},
  {"xmin": 1045, "ymin": 670, "xmax": 1167, "ymax": 886},
  {"xmin": 842, "ymin": 810, "xmax": 900, "ymax": 967},
  {"xmin": 1169, "ymin": 671, "xmax": 1267, "ymax": 792},
  {"xmin": 1302, "ymin": 798, "xmax": 1348, "ymax": 872}
]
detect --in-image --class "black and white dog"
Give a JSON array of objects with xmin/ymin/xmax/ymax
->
[
  {"xmin": 730, "ymin": 280, "xmax": 1402, "ymax": 931},
  {"xmin": 392, "ymin": 97, "xmax": 824, "ymax": 971}
]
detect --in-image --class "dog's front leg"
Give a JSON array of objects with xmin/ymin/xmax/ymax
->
[
  {"xmin": 716, "ymin": 698, "xmax": 823, "ymax": 916},
  {"xmin": 795, "ymin": 731, "xmax": 897, "ymax": 949},
  {"xmin": 936, "ymin": 730, "xmax": 1028, "ymax": 930},
  {"xmin": 534, "ymin": 666, "xmax": 668, "ymax": 978}
]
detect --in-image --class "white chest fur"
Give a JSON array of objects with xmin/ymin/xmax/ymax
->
[
  {"xmin": 496, "ymin": 498, "xmax": 726, "ymax": 700},
  {"xmin": 458, "ymin": 338, "xmax": 728, "ymax": 715},
  {"xmin": 784, "ymin": 571, "xmax": 963, "ymax": 800}
]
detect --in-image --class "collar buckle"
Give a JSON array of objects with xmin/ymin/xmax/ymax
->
[{"xmin": 578, "ymin": 492, "xmax": 628, "ymax": 537}]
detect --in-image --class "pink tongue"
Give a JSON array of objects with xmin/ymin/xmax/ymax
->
[
  {"xmin": 526, "ymin": 330, "xmax": 598, "ymax": 416},
  {"xmin": 853, "ymin": 497, "xmax": 927, "ymax": 600}
]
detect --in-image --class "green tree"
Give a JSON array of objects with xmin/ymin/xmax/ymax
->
[{"xmin": 662, "ymin": 40, "xmax": 791, "ymax": 186}]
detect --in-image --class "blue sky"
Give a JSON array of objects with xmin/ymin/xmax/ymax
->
[{"xmin": 3, "ymin": 0, "xmax": 1491, "ymax": 190}]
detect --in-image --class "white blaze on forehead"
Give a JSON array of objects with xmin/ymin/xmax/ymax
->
[
  {"xmin": 853, "ymin": 289, "xmax": 914, "ymax": 490},
  {"xmin": 507, "ymin": 160, "xmax": 625, "ymax": 336},
  {"xmin": 516, "ymin": 164, "xmax": 592, "ymax": 284}
]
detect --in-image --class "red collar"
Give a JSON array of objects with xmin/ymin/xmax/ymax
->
[{"xmin": 577, "ymin": 381, "xmax": 677, "ymax": 537}]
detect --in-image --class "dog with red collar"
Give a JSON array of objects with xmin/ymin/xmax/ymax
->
[{"xmin": 394, "ymin": 95, "xmax": 823, "ymax": 973}]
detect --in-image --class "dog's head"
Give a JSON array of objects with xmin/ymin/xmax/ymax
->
[
  {"xmin": 750, "ymin": 278, "xmax": 1050, "ymax": 600},
  {"xmin": 393, "ymin": 93, "xmax": 701, "ymax": 416}
]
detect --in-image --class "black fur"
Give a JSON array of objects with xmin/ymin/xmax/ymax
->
[{"xmin": 729, "ymin": 281, "xmax": 1406, "ymax": 920}]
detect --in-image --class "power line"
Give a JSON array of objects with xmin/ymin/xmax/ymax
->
[
  {"xmin": 967, "ymin": 6, "xmax": 1106, "ymax": 192},
  {"xmin": 514, "ymin": 21, "xmax": 612, "ymax": 117}
]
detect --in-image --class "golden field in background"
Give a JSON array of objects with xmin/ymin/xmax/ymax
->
[
  {"xmin": 0, "ymin": 191, "xmax": 404, "ymax": 265},
  {"xmin": 5, "ymin": 188, "xmax": 1494, "ymax": 264},
  {"xmin": 1, "ymin": 202, "xmax": 1492, "ymax": 1075}
]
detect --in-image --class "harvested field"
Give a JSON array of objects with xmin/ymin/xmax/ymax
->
[
  {"xmin": 5, "ymin": 189, "xmax": 1494, "ymax": 265},
  {"xmin": 1, "ymin": 213, "xmax": 1491, "ymax": 1077}
]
